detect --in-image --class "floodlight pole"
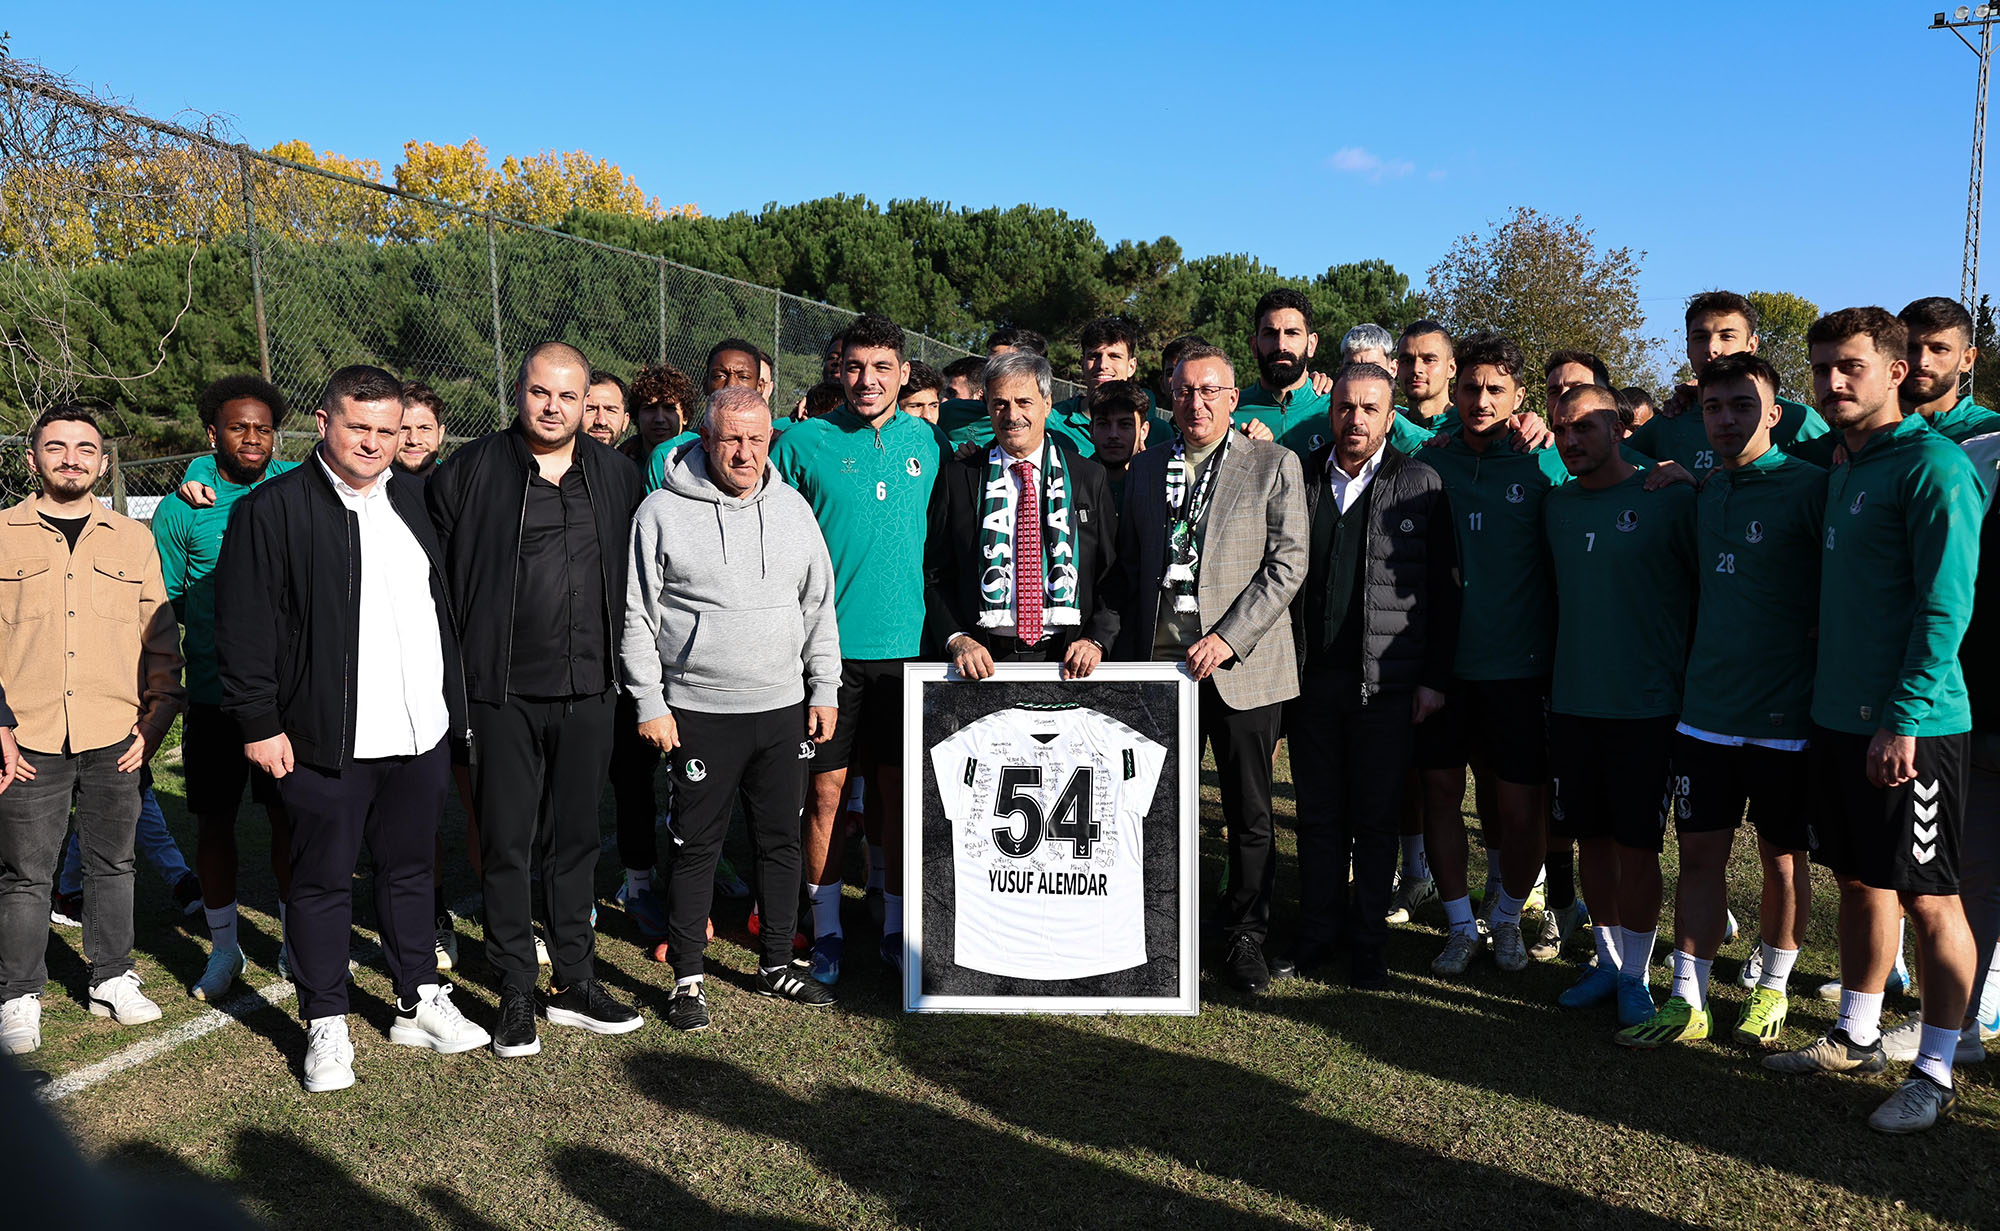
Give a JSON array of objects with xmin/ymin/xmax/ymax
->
[{"xmin": 1935, "ymin": 8, "xmax": 2000, "ymax": 388}]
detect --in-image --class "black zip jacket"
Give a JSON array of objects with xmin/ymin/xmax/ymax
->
[
  {"xmin": 425, "ymin": 425, "xmax": 644, "ymax": 705},
  {"xmin": 1290, "ymin": 443, "xmax": 1461, "ymax": 702},
  {"xmin": 215, "ymin": 451, "xmax": 470, "ymax": 772}
]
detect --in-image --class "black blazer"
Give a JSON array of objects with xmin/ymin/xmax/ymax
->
[
  {"xmin": 425, "ymin": 425, "xmax": 644, "ymax": 705},
  {"xmin": 215, "ymin": 452, "xmax": 469, "ymax": 773},
  {"xmin": 923, "ymin": 435, "xmax": 1120, "ymax": 655}
]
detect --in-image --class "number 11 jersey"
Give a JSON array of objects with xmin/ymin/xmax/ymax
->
[{"xmin": 930, "ymin": 706, "xmax": 1167, "ymax": 981}]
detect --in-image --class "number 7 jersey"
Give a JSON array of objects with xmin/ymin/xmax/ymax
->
[{"xmin": 929, "ymin": 705, "xmax": 1167, "ymax": 980}]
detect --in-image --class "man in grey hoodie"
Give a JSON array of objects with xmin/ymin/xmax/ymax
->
[{"xmin": 621, "ymin": 387, "xmax": 843, "ymax": 1031}]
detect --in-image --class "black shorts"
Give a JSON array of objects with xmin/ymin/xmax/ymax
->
[
  {"xmin": 1548, "ymin": 712, "xmax": 1675, "ymax": 852},
  {"xmin": 814, "ymin": 659, "xmax": 912, "ymax": 774},
  {"xmin": 1808, "ymin": 726, "xmax": 1966, "ymax": 895},
  {"xmin": 1666, "ymin": 731, "xmax": 1810, "ymax": 850},
  {"xmin": 1414, "ymin": 676, "xmax": 1549, "ymax": 785},
  {"xmin": 182, "ymin": 702, "xmax": 283, "ymax": 819}
]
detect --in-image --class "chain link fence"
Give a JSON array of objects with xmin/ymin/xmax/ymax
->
[{"xmin": 0, "ymin": 68, "xmax": 1071, "ymax": 516}]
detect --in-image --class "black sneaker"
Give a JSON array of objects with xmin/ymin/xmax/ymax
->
[
  {"xmin": 492, "ymin": 985, "xmax": 541, "ymax": 1058},
  {"xmin": 1223, "ymin": 935, "xmax": 1271, "ymax": 995},
  {"xmin": 757, "ymin": 965, "xmax": 838, "ymax": 1006},
  {"xmin": 545, "ymin": 979, "xmax": 643, "ymax": 1035},
  {"xmin": 666, "ymin": 983, "xmax": 710, "ymax": 1032},
  {"xmin": 171, "ymin": 872, "xmax": 204, "ymax": 917}
]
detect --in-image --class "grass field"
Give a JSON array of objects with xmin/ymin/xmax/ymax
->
[{"xmin": 20, "ymin": 744, "xmax": 2000, "ymax": 1230}]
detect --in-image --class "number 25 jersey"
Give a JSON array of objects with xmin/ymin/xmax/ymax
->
[{"xmin": 930, "ymin": 706, "xmax": 1167, "ymax": 981}]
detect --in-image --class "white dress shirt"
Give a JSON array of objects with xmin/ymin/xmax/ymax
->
[
  {"xmin": 317, "ymin": 455, "xmax": 450, "ymax": 758},
  {"xmin": 1325, "ymin": 443, "xmax": 1387, "ymax": 515}
]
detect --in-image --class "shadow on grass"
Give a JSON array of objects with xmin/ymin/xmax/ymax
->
[
  {"xmin": 551, "ymin": 1144, "xmax": 825, "ymax": 1229},
  {"xmin": 1236, "ymin": 974, "xmax": 2000, "ymax": 1226}
]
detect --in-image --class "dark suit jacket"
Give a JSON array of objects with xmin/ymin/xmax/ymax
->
[
  {"xmin": 1106, "ymin": 434, "xmax": 1308, "ymax": 709},
  {"xmin": 923, "ymin": 435, "xmax": 1120, "ymax": 654}
]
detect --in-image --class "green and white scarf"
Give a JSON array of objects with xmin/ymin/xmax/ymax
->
[
  {"xmin": 977, "ymin": 441, "xmax": 1080, "ymax": 630},
  {"xmin": 1162, "ymin": 431, "xmax": 1228, "ymax": 613}
]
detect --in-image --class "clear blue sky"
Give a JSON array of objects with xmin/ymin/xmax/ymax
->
[{"xmin": 13, "ymin": 0, "xmax": 1982, "ymax": 362}]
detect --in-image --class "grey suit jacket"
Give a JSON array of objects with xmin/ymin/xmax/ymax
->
[{"xmin": 1108, "ymin": 434, "xmax": 1309, "ymax": 710}]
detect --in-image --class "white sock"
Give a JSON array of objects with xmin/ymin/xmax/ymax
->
[
  {"xmin": 1837, "ymin": 989, "xmax": 1886, "ymax": 1046},
  {"xmin": 1442, "ymin": 895, "xmax": 1476, "ymax": 937},
  {"xmin": 1401, "ymin": 835, "xmax": 1430, "ymax": 882},
  {"xmin": 1914, "ymin": 1022, "xmax": 1959, "ymax": 1087},
  {"xmin": 625, "ymin": 867, "xmax": 651, "ymax": 896},
  {"xmin": 1670, "ymin": 949, "xmax": 1712, "ymax": 1011},
  {"xmin": 808, "ymin": 882, "xmax": 843, "ymax": 939},
  {"xmin": 759, "ymin": 962, "xmax": 789, "ymax": 976},
  {"xmin": 1619, "ymin": 928, "xmax": 1657, "ymax": 983},
  {"xmin": 675, "ymin": 974, "xmax": 703, "ymax": 989},
  {"xmin": 206, "ymin": 902, "xmax": 239, "ymax": 953},
  {"xmin": 884, "ymin": 892, "xmax": 904, "ymax": 935},
  {"xmin": 1894, "ymin": 918, "xmax": 1911, "ymax": 981},
  {"xmin": 1593, "ymin": 925, "xmax": 1623, "ymax": 971},
  {"xmin": 868, "ymin": 844, "xmax": 887, "ymax": 892},
  {"xmin": 1758, "ymin": 943, "xmax": 1800, "ymax": 992},
  {"xmin": 1492, "ymin": 889, "xmax": 1524, "ymax": 930}
]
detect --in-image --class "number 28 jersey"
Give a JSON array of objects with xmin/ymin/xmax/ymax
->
[{"xmin": 930, "ymin": 706, "xmax": 1167, "ymax": 981}]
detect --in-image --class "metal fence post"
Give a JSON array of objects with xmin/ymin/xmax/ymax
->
[
  {"xmin": 657, "ymin": 258, "xmax": 668, "ymax": 365},
  {"xmin": 486, "ymin": 215, "xmax": 506, "ymax": 429},
  {"xmin": 772, "ymin": 292, "xmax": 782, "ymax": 382},
  {"xmin": 236, "ymin": 149, "xmax": 273, "ymax": 385}
]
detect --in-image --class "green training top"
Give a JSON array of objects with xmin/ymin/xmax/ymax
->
[
  {"xmin": 155, "ymin": 454, "xmax": 299, "ymax": 705},
  {"xmin": 645, "ymin": 430, "xmax": 699, "ymax": 492},
  {"xmin": 1680, "ymin": 448, "xmax": 1827, "ymax": 739},
  {"xmin": 1783, "ymin": 399, "xmax": 2000, "ymax": 467},
  {"xmin": 1399, "ymin": 403, "xmax": 1462, "ymax": 433},
  {"xmin": 1628, "ymin": 394, "xmax": 1827, "ymax": 475},
  {"xmin": 770, "ymin": 405, "xmax": 948, "ymax": 661},
  {"xmin": 1422, "ymin": 433, "xmax": 1576, "ymax": 681},
  {"xmin": 1258, "ymin": 382, "xmax": 1433, "ymax": 460},
  {"xmin": 1046, "ymin": 388, "xmax": 1173, "ymax": 459},
  {"xmin": 1544, "ymin": 471, "xmax": 1699, "ymax": 719},
  {"xmin": 1813, "ymin": 413, "xmax": 1984, "ymax": 737},
  {"xmin": 936, "ymin": 398, "xmax": 1086, "ymax": 455}
]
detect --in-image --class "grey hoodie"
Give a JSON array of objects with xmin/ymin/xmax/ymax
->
[{"xmin": 620, "ymin": 441, "xmax": 841, "ymax": 719}]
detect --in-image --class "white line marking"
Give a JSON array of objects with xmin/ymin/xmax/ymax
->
[{"xmin": 37, "ymin": 833, "xmax": 626, "ymax": 1104}]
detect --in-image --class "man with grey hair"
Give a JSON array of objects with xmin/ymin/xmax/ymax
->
[
  {"xmin": 623, "ymin": 386, "xmax": 842, "ymax": 1031},
  {"xmin": 925, "ymin": 350, "xmax": 1120, "ymax": 678},
  {"xmin": 1339, "ymin": 323, "xmax": 1399, "ymax": 370}
]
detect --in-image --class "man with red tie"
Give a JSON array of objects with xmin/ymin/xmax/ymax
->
[{"xmin": 924, "ymin": 350, "xmax": 1121, "ymax": 680}]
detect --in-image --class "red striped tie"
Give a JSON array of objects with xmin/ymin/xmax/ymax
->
[{"xmin": 1014, "ymin": 460, "xmax": 1043, "ymax": 645}]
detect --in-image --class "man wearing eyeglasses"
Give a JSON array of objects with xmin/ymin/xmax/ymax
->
[{"xmin": 1108, "ymin": 344, "xmax": 1308, "ymax": 995}]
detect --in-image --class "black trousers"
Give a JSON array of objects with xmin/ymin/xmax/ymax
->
[
  {"xmin": 1289, "ymin": 672, "xmax": 1414, "ymax": 960},
  {"xmin": 471, "ymin": 690, "xmax": 616, "ymax": 992},
  {"xmin": 609, "ymin": 692, "xmax": 661, "ymax": 872},
  {"xmin": 1202, "ymin": 679, "xmax": 1286, "ymax": 945},
  {"xmin": 278, "ymin": 741, "xmax": 446, "ymax": 1020},
  {"xmin": 664, "ymin": 703, "xmax": 810, "ymax": 978},
  {"xmin": 983, "ymin": 633, "xmax": 1073, "ymax": 663}
]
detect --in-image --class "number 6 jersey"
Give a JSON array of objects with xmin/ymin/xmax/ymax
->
[{"xmin": 930, "ymin": 705, "xmax": 1167, "ymax": 980}]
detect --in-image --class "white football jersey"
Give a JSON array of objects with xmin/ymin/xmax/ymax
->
[{"xmin": 929, "ymin": 705, "xmax": 1167, "ymax": 980}]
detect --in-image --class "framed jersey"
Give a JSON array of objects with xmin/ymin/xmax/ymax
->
[{"xmin": 901, "ymin": 662, "xmax": 1199, "ymax": 1014}]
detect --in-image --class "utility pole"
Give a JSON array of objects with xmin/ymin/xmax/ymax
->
[{"xmin": 1934, "ymin": 6, "xmax": 2000, "ymax": 399}]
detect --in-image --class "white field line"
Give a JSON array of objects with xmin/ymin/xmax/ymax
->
[{"xmin": 38, "ymin": 834, "xmax": 622, "ymax": 1104}]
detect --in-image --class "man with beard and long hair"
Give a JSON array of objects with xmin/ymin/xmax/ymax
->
[
  {"xmin": 154, "ymin": 377, "xmax": 298, "ymax": 1003},
  {"xmin": 1764, "ymin": 308, "xmax": 1985, "ymax": 1135},
  {"xmin": 427, "ymin": 342, "xmax": 647, "ymax": 1057},
  {"xmin": 1236, "ymin": 289, "xmax": 1325, "ymax": 443}
]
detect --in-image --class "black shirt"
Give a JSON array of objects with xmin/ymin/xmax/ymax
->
[
  {"xmin": 508, "ymin": 463, "xmax": 609, "ymax": 697},
  {"xmin": 41, "ymin": 512, "xmax": 87, "ymax": 552}
]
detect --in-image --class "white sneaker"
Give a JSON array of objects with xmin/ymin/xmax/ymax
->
[
  {"xmin": 434, "ymin": 916, "xmax": 458, "ymax": 973},
  {"xmin": 389, "ymin": 983, "xmax": 491, "ymax": 1054},
  {"xmin": 535, "ymin": 930, "xmax": 551, "ymax": 967},
  {"xmin": 0, "ymin": 994, "xmax": 41, "ymax": 1055},
  {"xmin": 1723, "ymin": 910, "xmax": 1739, "ymax": 945},
  {"xmin": 88, "ymin": 971, "xmax": 162, "ymax": 1025},
  {"xmin": 1490, "ymin": 921, "xmax": 1529, "ymax": 972},
  {"xmin": 191, "ymin": 945, "xmax": 246, "ymax": 1002},
  {"xmin": 303, "ymin": 1016, "xmax": 355, "ymax": 1092},
  {"xmin": 1867, "ymin": 1074, "xmax": 1956, "ymax": 1134},
  {"xmin": 1881, "ymin": 1011, "xmax": 1988, "ymax": 1065},
  {"xmin": 1736, "ymin": 945, "xmax": 1764, "ymax": 990},
  {"xmin": 1385, "ymin": 876, "xmax": 1437, "ymax": 924},
  {"xmin": 1431, "ymin": 929, "xmax": 1482, "ymax": 976}
]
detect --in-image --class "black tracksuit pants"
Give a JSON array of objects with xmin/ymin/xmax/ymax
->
[
  {"xmin": 663, "ymin": 703, "xmax": 811, "ymax": 978},
  {"xmin": 279, "ymin": 741, "xmax": 447, "ymax": 1020},
  {"xmin": 1289, "ymin": 670, "xmax": 1414, "ymax": 961},
  {"xmin": 609, "ymin": 692, "xmax": 661, "ymax": 872},
  {"xmin": 471, "ymin": 690, "xmax": 616, "ymax": 993},
  {"xmin": 1201, "ymin": 680, "xmax": 1286, "ymax": 946}
]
